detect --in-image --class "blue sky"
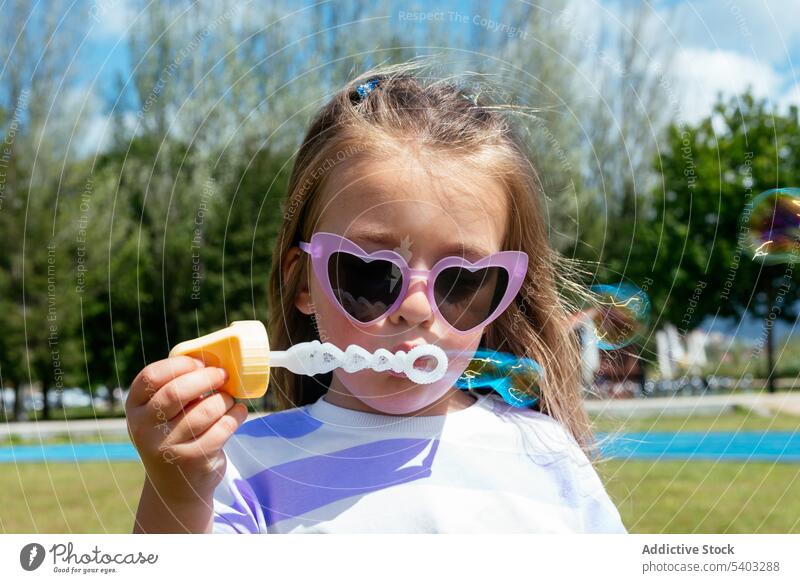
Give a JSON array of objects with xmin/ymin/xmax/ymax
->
[
  {"xmin": 570, "ymin": 0, "xmax": 799, "ymax": 123},
  {"xmin": 71, "ymin": 0, "xmax": 799, "ymax": 340},
  {"xmin": 76, "ymin": 0, "xmax": 800, "ymax": 152}
]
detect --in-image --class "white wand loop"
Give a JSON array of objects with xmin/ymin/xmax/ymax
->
[{"xmin": 270, "ymin": 341, "xmax": 448, "ymax": 385}]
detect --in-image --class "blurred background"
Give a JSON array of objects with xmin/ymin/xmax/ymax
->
[{"xmin": 0, "ymin": 0, "xmax": 798, "ymax": 533}]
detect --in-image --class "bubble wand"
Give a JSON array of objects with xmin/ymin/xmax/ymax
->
[{"xmin": 169, "ymin": 320, "xmax": 448, "ymax": 399}]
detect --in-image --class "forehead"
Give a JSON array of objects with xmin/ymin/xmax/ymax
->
[{"xmin": 315, "ymin": 151, "xmax": 509, "ymax": 259}]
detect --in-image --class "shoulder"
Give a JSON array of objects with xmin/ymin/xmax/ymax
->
[
  {"xmin": 503, "ymin": 400, "xmax": 620, "ymax": 495},
  {"xmin": 483, "ymin": 395, "xmax": 600, "ymax": 476},
  {"xmin": 222, "ymin": 405, "xmax": 326, "ymax": 471},
  {"xmin": 484, "ymin": 395, "xmax": 583, "ymax": 454},
  {"xmin": 233, "ymin": 405, "xmax": 324, "ymax": 440},
  {"xmin": 485, "ymin": 397, "xmax": 620, "ymax": 509}
]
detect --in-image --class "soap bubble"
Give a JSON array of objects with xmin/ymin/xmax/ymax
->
[
  {"xmin": 587, "ymin": 283, "xmax": 651, "ymax": 350},
  {"xmin": 746, "ymin": 187, "xmax": 800, "ymax": 265},
  {"xmin": 453, "ymin": 349, "xmax": 542, "ymax": 408}
]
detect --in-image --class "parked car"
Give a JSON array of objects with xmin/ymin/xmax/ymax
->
[
  {"xmin": 23, "ymin": 393, "xmax": 43, "ymax": 411},
  {"xmin": 62, "ymin": 387, "xmax": 93, "ymax": 408},
  {"xmin": 42, "ymin": 387, "xmax": 93, "ymax": 409},
  {"xmin": 1, "ymin": 388, "xmax": 14, "ymax": 410}
]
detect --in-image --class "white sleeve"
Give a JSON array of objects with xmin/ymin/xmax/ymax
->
[
  {"xmin": 570, "ymin": 461, "xmax": 628, "ymax": 533},
  {"xmin": 515, "ymin": 411, "xmax": 628, "ymax": 533},
  {"xmin": 211, "ymin": 451, "xmax": 269, "ymax": 534},
  {"xmin": 562, "ymin": 440, "xmax": 628, "ymax": 534}
]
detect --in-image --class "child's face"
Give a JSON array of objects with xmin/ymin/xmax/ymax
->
[{"xmin": 290, "ymin": 148, "xmax": 509, "ymax": 414}]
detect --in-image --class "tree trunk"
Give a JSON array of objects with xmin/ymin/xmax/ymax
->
[
  {"xmin": 13, "ymin": 383, "xmax": 23, "ymax": 421},
  {"xmin": 41, "ymin": 382, "xmax": 51, "ymax": 420},
  {"xmin": 108, "ymin": 383, "xmax": 118, "ymax": 413},
  {"xmin": 766, "ymin": 314, "xmax": 776, "ymax": 394},
  {"xmin": 37, "ymin": 362, "xmax": 51, "ymax": 420},
  {"xmin": 765, "ymin": 284, "xmax": 777, "ymax": 394}
]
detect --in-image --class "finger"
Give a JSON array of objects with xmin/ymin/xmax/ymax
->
[
  {"xmin": 146, "ymin": 366, "xmax": 228, "ymax": 422},
  {"xmin": 128, "ymin": 356, "xmax": 205, "ymax": 407},
  {"xmin": 172, "ymin": 403, "xmax": 248, "ymax": 458},
  {"xmin": 164, "ymin": 391, "xmax": 236, "ymax": 444}
]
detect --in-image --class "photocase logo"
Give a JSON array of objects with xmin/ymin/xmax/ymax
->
[{"xmin": 19, "ymin": 543, "xmax": 46, "ymax": 571}]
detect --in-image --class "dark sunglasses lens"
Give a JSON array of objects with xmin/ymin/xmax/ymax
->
[
  {"xmin": 434, "ymin": 266, "xmax": 509, "ymax": 331},
  {"xmin": 328, "ymin": 252, "xmax": 403, "ymax": 322}
]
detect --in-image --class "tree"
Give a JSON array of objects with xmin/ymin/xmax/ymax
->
[
  {"xmin": 0, "ymin": 0, "xmax": 83, "ymax": 419},
  {"xmin": 632, "ymin": 91, "xmax": 800, "ymax": 391}
]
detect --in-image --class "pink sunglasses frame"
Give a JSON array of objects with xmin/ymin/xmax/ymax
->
[{"xmin": 298, "ymin": 231, "xmax": 529, "ymax": 335}]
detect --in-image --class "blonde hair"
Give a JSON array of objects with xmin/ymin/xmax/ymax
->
[{"xmin": 266, "ymin": 62, "xmax": 598, "ymax": 461}]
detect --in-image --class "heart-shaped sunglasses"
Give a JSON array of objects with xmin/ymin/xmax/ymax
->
[{"xmin": 298, "ymin": 232, "xmax": 528, "ymax": 334}]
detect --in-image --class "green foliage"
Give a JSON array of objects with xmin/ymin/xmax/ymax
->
[
  {"xmin": 3, "ymin": 1, "xmax": 798, "ymax": 417},
  {"xmin": 66, "ymin": 138, "xmax": 293, "ymax": 391},
  {"xmin": 632, "ymin": 92, "xmax": 800, "ymax": 329}
]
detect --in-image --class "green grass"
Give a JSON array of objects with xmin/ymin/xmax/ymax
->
[
  {"xmin": 0, "ymin": 462, "xmax": 144, "ymax": 534},
  {"xmin": 590, "ymin": 407, "xmax": 800, "ymax": 433},
  {"xmin": 1, "ymin": 409, "xmax": 797, "ymax": 533},
  {"xmin": 590, "ymin": 408, "xmax": 800, "ymax": 533},
  {"xmin": 16, "ymin": 406, "xmax": 126, "ymax": 422},
  {"xmin": 3, "ymin": 408, "xmax": 795, "ymax": 447},
  {"xmin": 0, "ymin": 433, "xmax": 130, "ymax": 446},
  {"xmin": 0, "ymin": 458, "xmax": 797, "ymax": 533},
  {"xmin": 600, "ymin": 459, "xmax": 800, "ymax": 533}
]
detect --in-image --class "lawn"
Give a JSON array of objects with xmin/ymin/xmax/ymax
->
[
  {"xmin": 0, "ymin": 433, "xmax": 130, "ymax": 446},
  {"xmin": 1, "ymin": 409, "xmax": 798, "ymax": 533},
  {"xmin": 592, "ymin": 409, "xmax": 800, "ymax": 533},
  {"xmin": 0, "ymin": 461, "xmax": 144, "ymax": 533},
  {"xmin": 589, "ymin": 406, "xmax": 800, "ymax": 433},
  {"xmin": 1, "ymin": 458, "xmax": 797, "ymax": 534},
  {"xmin": 600, "ymin": 459, "xmax": 800, "ymax": 533}
]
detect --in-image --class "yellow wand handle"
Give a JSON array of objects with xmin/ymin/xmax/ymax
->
[{"xmin": 169, "ymin": 320, "xmax": 271, "ymax": 399}]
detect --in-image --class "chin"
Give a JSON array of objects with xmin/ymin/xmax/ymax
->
[
  {"xmin": 357, "ymin": 392, "xmax": 448, "ymax": 415},
  {"xmin": 342, "ymin": 368, "xmax": 463, "ymax": 415}
]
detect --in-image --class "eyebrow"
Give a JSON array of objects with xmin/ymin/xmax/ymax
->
[{"xmin": 347, "ymin": 228, "xmax": 493, "ymax": 260}]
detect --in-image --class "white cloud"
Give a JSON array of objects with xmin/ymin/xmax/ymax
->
[
  {"xmin": 652, "ymin": 0, "xmax": 800, "ymax": 121},
  {"xmin": 778, "ymin": 81, "xmax": 800, "ymax": 112},
  {"xmin": 79, "ymin": 112, "xmax": 115, "ymax": 157},
  {"xmin": 87, "ymin": 0, "xmax": 135, "ymax": 40},
  {"xmin": 558, "ymin": 2, "xmax": 798, "ymax": 123},
  {"xmin": 670, "ymin": 0, "xmax": 800, "ymax": 67},
  {"xmin": 669, "ymin": 47, "xmax": 783, "ymax": 124},
  {"xmin": 57, "ymin": 85, "xmax": 113, "ymax": 157}
]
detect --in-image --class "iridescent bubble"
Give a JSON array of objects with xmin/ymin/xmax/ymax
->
[
  {"xmin": 587, "ymin": 283, "xmax": 651, "ymax": 350},
  {"xmin": 747, "ymin": 188, "xmax": 800, "ymax": 265},
  {"xmin": 453, "ymin": 349, "xmax": 542, "ymax": 408}
]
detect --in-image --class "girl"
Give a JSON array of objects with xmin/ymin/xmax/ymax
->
[{"xmin": 127, "ymin": 64, "xmax": 627, "ymax": 534}]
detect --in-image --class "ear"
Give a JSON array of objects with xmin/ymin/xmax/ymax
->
[{"xmin": 283, "ymin": 246, "xmax": 314, "ymax": 316}]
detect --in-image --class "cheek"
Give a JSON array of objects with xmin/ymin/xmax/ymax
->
[
  {"xmin": 440, "ymin": 331, "xmax": 483, "ymax": 373},
  {"xmin": 309, "ymin": 278, "xmax": 363, "ymax": 345}
]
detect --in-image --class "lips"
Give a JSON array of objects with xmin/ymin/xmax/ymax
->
[{"xmin": 391, "ymin": 341, "xmax": 425, "ymax": 354}]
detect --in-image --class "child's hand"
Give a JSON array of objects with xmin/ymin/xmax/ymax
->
[{"xmin": 125, "ymin": 356, "xmax": 248, "ymax": 504}]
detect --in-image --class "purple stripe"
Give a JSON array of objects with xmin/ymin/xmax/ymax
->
[
  {"xmin": 245, "ymin": 438, "xmax": 440, "ymax": 527},
  {"xmin": 235, "ymin": 408, "xmax": 322, "ymax": 439},
  {"xmin": 214, "ymin": 478, "xmax": 263, "ymax": 533},
  {"xmin": 214, "ymin": 511, "xmax": 256, "ymax": 533}
]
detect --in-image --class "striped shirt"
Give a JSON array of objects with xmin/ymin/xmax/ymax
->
[{"xmin": 212, "ymin": 391, "xmax": 627, "ymax": 533}]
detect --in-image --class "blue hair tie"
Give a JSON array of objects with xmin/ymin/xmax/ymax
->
[{"xmin": 356, "ymin": 78, "xmax": 380, "ymax": 99}]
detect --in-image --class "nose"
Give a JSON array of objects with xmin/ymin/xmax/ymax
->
[{"xmin": 388, "ymin": 273, "xmax": 435, "ymax": 329}]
